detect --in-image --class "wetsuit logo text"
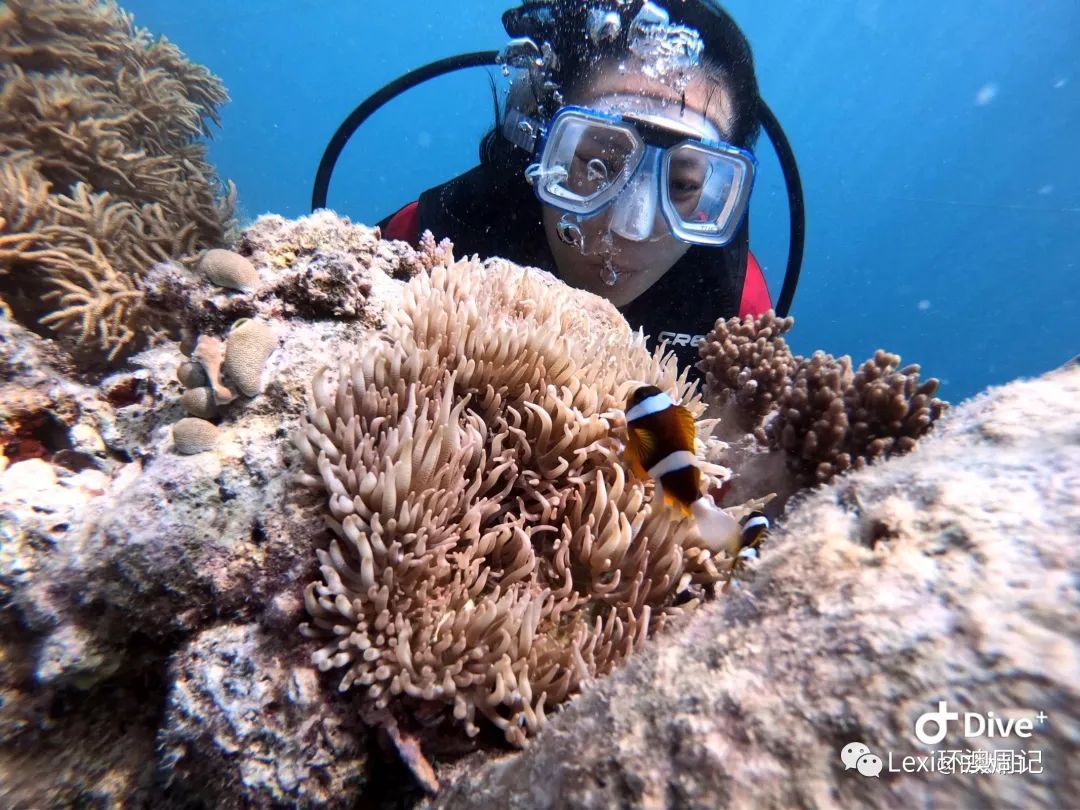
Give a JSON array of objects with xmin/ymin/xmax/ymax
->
[{"xmin": 658, "ymin": 331, "xmax": 706, "ymax": 348}]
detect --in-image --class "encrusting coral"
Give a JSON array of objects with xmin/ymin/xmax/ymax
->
[
  {"xmin": 198, "ymin": 248, "xmax": 258, "ymax": 291},
  {"xmin": 0, "ymin": 0, "xmax": 236, "ymax": 364},
  {"xmin": 294, "ymin": 258, "xmax": 764, "ymax": 748},
  {"xmin": 698, "ymin": 311, "xmax": 947, "ymax": 486},
  {"xmin": 222, "ymin": 318, "xmax": 276, "ymax": 397},
  {"xmin": 172, "ymin": 416, "xmax": 219, "ymax": 454}
]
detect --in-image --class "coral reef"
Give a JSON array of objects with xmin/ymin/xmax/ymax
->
[
  {"xmin": 0, "ymin": 212, "xmax": 521, "ymax": 807},
  {"xmin": 0, "ymin": 0, "xmax": 235, "ymax": 364},
  {"xmin": 427, "ymin": 362, "xmax": 1080, "ymax": 809},
  {"xmin": 698, "ymin": 312, "xmax": 947, "ymax": 489},
  {"xmin": 0, "ymin": 208, "xmax": 1072, "ymax": 808},
  {"xmin": 139, "ymin": 210, "xmax": 447, "ymax": 338}
]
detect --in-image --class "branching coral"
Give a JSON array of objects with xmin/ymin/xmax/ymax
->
[
  {"xmin": 0, "ymin": 0, "xmax": 235, "ymax": 364},
  {"xmin": 294, "ymin": 259, "xmax": 760, "ymax": 747},
  {"xmin": 698, "ymin": 312, "xmax": 947, "ymax": 486},
  {"xmin": 696, "ymin": 310, "xmax": 797, "ymax": 425}
]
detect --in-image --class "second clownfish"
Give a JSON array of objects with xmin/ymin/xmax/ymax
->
[{"xmin": 623, "ymin": 384, "xmax": 745, "ymax": 556}]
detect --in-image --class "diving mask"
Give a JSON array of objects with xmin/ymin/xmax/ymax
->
[{"xmin": 526, "ymin": 99, "xmax": 756, "ymax": 247}]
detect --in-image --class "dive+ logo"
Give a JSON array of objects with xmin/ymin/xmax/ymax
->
[
  {"xmin": 914, "ymin": 700, "xmax": 1046, "ymax": 745},
  {"xmin": 840, "ymin": 742, "xmax": 883, "ymax": 777},
  {"xmin": 839, "ymin": 702, "xmax": 1049, "ymax": 778}
]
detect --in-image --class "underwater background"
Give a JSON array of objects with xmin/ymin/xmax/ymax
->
[{"xmin": 122, "ymin": 0, "xmax": 1079, "ymax": 401}]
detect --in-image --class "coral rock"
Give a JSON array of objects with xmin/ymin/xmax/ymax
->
[
  {"xmin": 172, "ymin": 417, "xmax": 220, "ymax": 454},
  {"xmin": 158, "ymin": 623, "xmax": 367, "ymax": 808},
  {"xmin": 428, "ymin": 363, "xmax": 1080, "ymax": 810},
  {"xmin": 223, "ymin": 318, "xmax": 277, "ymax": 397},
  {"xmin": 272, "ymin": 251, "xmax": 372, "ymax": 319},
  {"xmin": 198, "ymin": 248, "xmax": 259, "ymax": 291},
  {"xmin": 179, "ymin": 386, "xmax": 217, "ymax": 419},
  {"xmin": 176, "ymin": 359, "xmax": 209, "ymax": 390}
]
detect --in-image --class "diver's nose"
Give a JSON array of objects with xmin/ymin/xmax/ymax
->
[{"xmin": 608, "ymin": 153, "xmax": 665, "ymax": 242}]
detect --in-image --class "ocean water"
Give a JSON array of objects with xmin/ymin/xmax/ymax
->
[{"xmin": 123, "ymin": 0, "xmax": 1080, "ymax": 401}]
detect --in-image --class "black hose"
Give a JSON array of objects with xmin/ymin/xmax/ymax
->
[
  {"xmin": 311, "ymin": 51, "xmax": 501, "ymax": 211},
  {"xmin": 756, "ymin": 99, "xmax": 805, "ymax": 318}
]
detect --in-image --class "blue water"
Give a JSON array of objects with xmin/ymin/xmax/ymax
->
[{"xmin": 123, "ymin": 0, "xmax": 1080, "ymax": 401}]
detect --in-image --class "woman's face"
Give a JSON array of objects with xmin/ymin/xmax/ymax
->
[{"xmin": 541, "ymin": 66, "xmax": 736, "ymax": 307}]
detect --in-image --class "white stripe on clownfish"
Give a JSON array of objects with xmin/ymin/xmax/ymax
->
[
  {"xmin": 741, "ymin": 514, "xmax": 770, "ymax": 536},
  {"xmin": 625, "ymin": 390, "xmax": 675, "ymax": 423},
  {"xmin": 646, "ymin": 449, "xmax": 697, "ymax": 480}
]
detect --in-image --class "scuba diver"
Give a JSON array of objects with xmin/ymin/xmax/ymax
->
[{"xmin": 313, "ymin": 1, "xmax": 805, "ymax": 375}]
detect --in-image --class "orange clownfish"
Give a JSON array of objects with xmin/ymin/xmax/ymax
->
[{"xmin": 623, "ymin": 385, "xmax": 743, "ymax": 556}]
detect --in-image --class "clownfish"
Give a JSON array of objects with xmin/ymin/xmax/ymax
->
[
  {"xmin": 723, "ymin": 510, "xmax": 771, "ymax": 592},
  {"xmin": 737, "ymin": 511, "xmax": 770, "ymax": 555},
  {"xmin": 623, "ymin": 385, "xmax": 747, "ymax": 556}
]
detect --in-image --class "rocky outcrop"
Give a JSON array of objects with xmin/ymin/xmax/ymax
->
[
  {"xmin": 0, "ymin": 210, "xmax": 1074, "ymax": 808},
  {"xmin": 428, "ymin": 362, "xmax": 1080, "ymax": 809}
]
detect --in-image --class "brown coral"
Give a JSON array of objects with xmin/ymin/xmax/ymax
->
[
  {"xmin": 0, "ymin": 0, "xmax": 235, "ymax": 364},
  {"xmin": 699, "ymin": 312, "xmax": 947, "ymax": 487},
  {"xmin": 697, "ymin": 309, "xmax": 797, "ymax": 424},
  {"xmin": 172, "ymin": 417, "xmax": 219, "ymax": 455},
  {"xmin": 771, "ymin": 349, "xmax": 947, "ymax": 485},
  {"xmin": 294, "ymin": 259, "xmax": 760, "ymax": 747},
  {"xmin": 198, "ymin": 249, "xmax": 258, "ymax": 291},
  {"xmin": 222, "ymin": 318, "xmax": 276, "ymax": 397}
]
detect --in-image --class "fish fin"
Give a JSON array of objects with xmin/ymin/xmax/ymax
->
[
  {"xmin": 673, "ymin": 494, "xmax": 691, "ymax": 520},
  {"xmin": 654, "ymin": 479, "xmax": 692, "ymax": 516},
  {"xmin": 689, "ymin": 498, "xmax": 741, "ymax": 555},
  {"xmin": 624, "ymin": 427, "xmax": 655, "ymax": 480},
  {"xmin": 674, "ymin": 404, "xmax": 698, "ymax": 447},
  {"xmin": 652, "ymin": 478, "xmax": 666, "ymax": 508},
  {"xmin": 669, "ymin": 486, "xmax": 695, "ymax": 516}
]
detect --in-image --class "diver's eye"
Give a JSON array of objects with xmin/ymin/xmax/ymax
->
[{"xmin": 669, "ymin": 178, "xmax": 703, "ymax": 200}]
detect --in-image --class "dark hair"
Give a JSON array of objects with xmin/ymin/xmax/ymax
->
[{"xmin": 494, "ymin": 1, "xmax": 761, "ymax": 153}]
